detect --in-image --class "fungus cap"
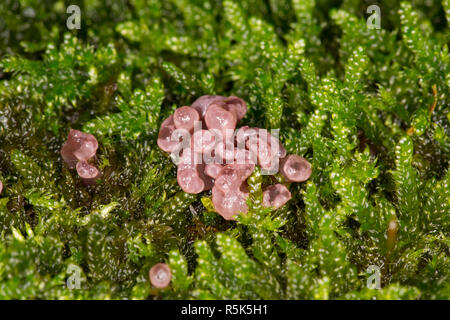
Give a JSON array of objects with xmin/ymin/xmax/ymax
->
[
  {"xmin": 61, "ymin": 129, "xmax": 99, "ymax": 168},
  {"xmin": 76, "ymin": 161, "xmax": 101, "ymax": 185},
  {"xmin": 263, "ymin": 184, "xmax": 292, "ymax": 209},
  {"xmin": 157, "ymin": 115, "xmax": 180, "ymax": 153},
  {"xmin": 191, "ymin": 95, "xmax": 225, "ymax": 118},
  {"xmin": 192, "ymin": 129, "xmax": 216, "ymax": 154},
  {"xmin": 204, "ymin": 104, "xmax": 237, "ymax": 135},
  {"xmin": 214, "ymin": 163, "xmax": 254, "ymax": 193},
  {"xmin": 224, "ymin": 96, "xmax": 247, "ymax": 121},
  {"xmin": 0, "ymin": 180, "xmax": 2, "ymax": 194},
  {"xmin": 173, "ymin": 106, "xmax": 200, "ymax": 132},
  {"xmin": 212, "ymin": 186, "xmax": 248, "ymax": 220},
  {"xmin": 205, "ymin": 163, "xmax": 223, "ymax": 179},
  {"xmin": 280, "ymin": 155, "xmax": 312, "ymax": 182},
  {"xmin": 149, "ymin": 263, "xmax": 172, "ymax": 288}
]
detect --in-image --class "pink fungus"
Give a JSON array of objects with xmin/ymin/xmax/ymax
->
[
  {"xmin": 212, "ymin": 186, "xmax": 248, "ymax": 220},
  {"xmin": 214, "ymin": 163, "xmax": 254, "ymax": 193},
  {"xmin": 157, "ymin": 115, "xmax": 180, "ymax": 153},
  {"xmin": 76, "ymin": 161, "xmax": 101, "ymax": 185},
  {"xmin": 0, "ymin": 180, "xmax": 2, "ymax": 194},
  {"xmin": 149, "ymin": 263, "xmax": 172, "ymax": 289},
  {"xmin": 191, "ymin": 95, "xmax": 225, "ymax": 118},
  {"xmin": 61, "ymin": 129, "xmax": 99, "ymax": 169},
  {"xmin": 173, "ymin": 106, "xmax": 200, "ymax": 133},
  {"xmin": 177, "ymin": 167, "xmax": 205, "ymax": 194},
  {"xmin": 192, "ymin": 129, "xmax": 215, "ymax": 154},
  {"xmin": 205, "ymin": 163, "xmax": 223, "ymax": 179},
  {"xmin": 280, "ymin": 155, "xmax": 312, "ymax": 182},
  {"xmin": 223, "ymin": 96, "xmax": 247, "ymax": 121},
  {"xmin": 204, "ymin": 104, "xmax": 237, "ymax": 136},
  {"xmin": 263, "ymin": 184, "xmax": 292, "ymax": 209}
]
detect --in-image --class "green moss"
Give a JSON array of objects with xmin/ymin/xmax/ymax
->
[{"xmin": 0, "ymin": 0, "xmax": 448, "ymax": 299}]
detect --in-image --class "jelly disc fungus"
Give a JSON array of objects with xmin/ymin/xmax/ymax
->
[
  {"xmin": 263, "ymin": 184, "xmax": 292, "ymax": 209},
  {"xmin": 280, "ymin": 155, "xmax": 312, "ymax": 182},
  {"xmin": 156, "ymin": 95, "xmax": 312, "ymax": 220},
  {"xmin": 173, "ymin": 106, "xmax": 200, "ymax": 133},
  {"xmin": 149, "ymin": 263, "xmax": 172, "ymax": 289},
  {"xmin": 0, "ymin": 180, "xmax": 2, "ymax": 194},
  {"xmin": 61, "ymin": 129, "xmax": 101, "ymax": 185},
  {"xmin": 76, "ymin": 160, "xmax": 101, "ymax": 185}
]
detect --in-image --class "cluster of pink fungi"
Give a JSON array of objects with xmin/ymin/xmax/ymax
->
[
  {"xmin": 61, "ymin": 129, "xmax": 101, "ymax": 184},
  {"xmin": 157, "ymin": 95, "xmax": 312, "ymax": 220}
]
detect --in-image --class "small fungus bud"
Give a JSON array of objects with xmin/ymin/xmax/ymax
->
[
  {"xmin": 149, "ymin": 263, "xmax": 172, "ymax": 289},
  {"xmin": 61, "ymin": 129, "xmax": 99, "ymax": 169},
  {"xmin": 280, "ymin": 155, "xmax": 312, "ymax": 182},
  {"xmin": 263, "ymin": 184, "xmax": 292, "ymax": 209},
  {"xmin": 173, "ymin": 106, "xmax": 200, "ymax": 133},
  {"xmin": 386, "ymin": 218, "xmax": 399, "ymax": 254},
  {"xmin": 0, "ymin": 180, "xmax": 3, "ymax": 194},
  {"xmin": 76, "ymin": 160, "xmax": 101, "ymax": 185}
]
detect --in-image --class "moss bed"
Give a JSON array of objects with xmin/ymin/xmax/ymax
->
[{"xmin": 0, "ymin": 0, "xmax": 448, "ymax": 299}]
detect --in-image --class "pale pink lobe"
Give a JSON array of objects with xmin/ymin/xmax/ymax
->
[
  {"xmin": 157, "ymin": 115, "xmax": 181, "ymax": 153},
  {"xmin": 177, "ymin": 167, "xmax": 205, "ymax": 194},
  {"xmin": 214, "ymin": 140, "xmax": 236, "ymax": 164},
  {"xmin": 263, "ymin": 184, "xmax": 292, "ymax": 209},
  {"xmin": 198, "ymin": 165, "xmax": 214, "ymax": 191},
  {"xmin": 149, "ymin": 263, "xmax": 172, "ymax": 289},
  {"xmin": 61, "ymin": 129, "xmax": 99, "ymax": 168},
  {"xmin": 191, "ymin": 95, "xmax": 226, "ymax": 118},
  {"xmin": 205, "ymin": 163, "xmax": 223, "ymax": 179},
  {"xmin": 235, "ymin": 126, "xmax": 259, "ymax": 148},
  {"xmin": 247, "ymin": 136, "xmax": 273, "ymax": 169},
  {"xmin": 214, "ymin": 163, "xmax": 254, "ymax": 193},
  {"xmin": 280, "ymin": 154, "xmax": 312, "ymax": 182},
  {"xmin": 204, "ymin": 104, "xmax": 237, "ymax": 137},
  {"xmin": 212, "ymin": 186, "xmax": 248, "ymax": 220},
  {"xmin": 234, "ymin": 148, "xmax": 257, "ymax": 165},
  {"xmin": 173, "ymin": 106, "xmax": 200, "ymax": 133},
  {"xmin": 192, "ymin": 129, "xmax": 215, "ymax": 154},
  {"xmin": 0, "ymin": 180, "xmax": 2, "ymax": 194},
  {"xmin": 224, "ymin": 96, "xmax": 247, "ymax": 121},
  {"xmin": 76, "ymin": 160, "xmax": 101, "ymax": 185},
  {"xmin": 177, "ymin": 148, "xmax": 211, "ymax": 193}
]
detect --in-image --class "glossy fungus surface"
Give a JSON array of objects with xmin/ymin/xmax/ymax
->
[
  {"xmin": 156, "ymin": 95, "xmax": 312, "ymax": 220},
  {"xmin": 149, "ymin": 263, "xmax": 172, "ymax": 289},
  {"xmin": 76, "ymin": 161, "xmax": 101, "ymax": 185},
  {"xmin": 280, "ymin": 155, "xmax": 312, "ymax": 182},
  {"xmin": 263, "ymin": 184, "xmax": 292, "ymax": 209},
  {"xmin": 61, "ymin": 129, "xmax": 99, "ymax": 168}
]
